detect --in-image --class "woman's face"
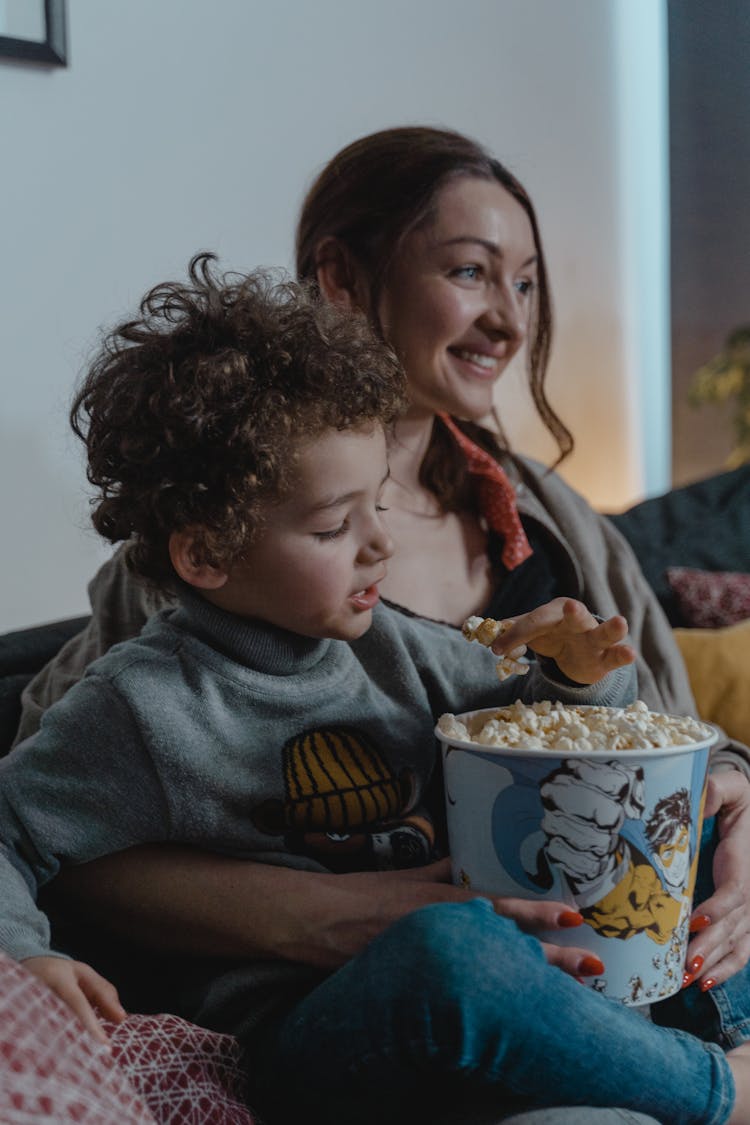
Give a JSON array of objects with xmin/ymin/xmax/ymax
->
[{"xmin": 377, "ymin": 176, "xmax": 538, "ymax": 422}]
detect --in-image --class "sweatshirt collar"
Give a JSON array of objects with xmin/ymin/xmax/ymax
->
[{"xmin": 169, "ymin": 584, "xmax": 333, "ymax": 675}]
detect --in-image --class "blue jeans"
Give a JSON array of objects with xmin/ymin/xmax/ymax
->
[{"xmin": 251, "ymin": 898, "xmax": 735, "ymax": 1125}]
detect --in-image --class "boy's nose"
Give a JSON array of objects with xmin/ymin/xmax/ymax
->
[{"xmin": 362, "ymin": 515, "xmax": 394, "ymax": 563}]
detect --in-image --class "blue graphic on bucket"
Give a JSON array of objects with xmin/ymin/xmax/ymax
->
[{"xmin": 440, "ymin": 724, "xmax": 714, "ymax": 1005}]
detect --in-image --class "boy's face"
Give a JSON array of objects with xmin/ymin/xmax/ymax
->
[{"xmin": 211, "ymin": 423, "xmax": 394, "ymax": 640}]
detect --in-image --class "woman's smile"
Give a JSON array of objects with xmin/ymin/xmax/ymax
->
[{"xmin": 377, "ymin": 176, "xmax": 536, "ymax": 421}]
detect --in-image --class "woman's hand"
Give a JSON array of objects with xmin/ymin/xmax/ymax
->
[
  {"xmin": 684, "ymin": 771, "xmax": 750, "ymax": 991},
  {"xmin": 21, "ymin": 955, "xmax": 126, "ymax": 1045},
  {"xmin": 491, "ymin": 597, "xmax": 636, "ymax": 685},
  {"xmin": 323, "ymin": 859, "xmax": 604, "ymax": 981},
  {"xmin": 489, "ymin": 892, "xmax": 604, "ymax": 980}
]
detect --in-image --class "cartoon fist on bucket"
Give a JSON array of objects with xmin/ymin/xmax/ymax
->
[{"xmin": 436, "ymin": 702, "xmax": 717, "ymax": 1005}]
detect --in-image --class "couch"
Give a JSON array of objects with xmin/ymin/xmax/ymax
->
[{"xmin": 1, "ymin": 465, "xmax": 748, "ymax": 1122}]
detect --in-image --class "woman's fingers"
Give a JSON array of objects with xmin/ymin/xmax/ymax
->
[
  {"xmin": 687, "ymin": 890, "xmax": 750, "ymax": 987},
  {"xmin": 491, "ymin": 894, "xmax": 582, "ymax": 933},
  {"xmin": 539, "ymin": 940, "xmax": 605, "ymax": 980}
]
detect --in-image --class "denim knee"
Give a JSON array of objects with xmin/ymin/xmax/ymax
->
[{"xmin": 378, "ymin": 897, "xmax": 546, "ymax": 1012}]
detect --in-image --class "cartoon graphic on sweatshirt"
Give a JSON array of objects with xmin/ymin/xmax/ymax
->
[{"xmin": 250, "ymin": 725, "xmax": 434, "ymax": 871}]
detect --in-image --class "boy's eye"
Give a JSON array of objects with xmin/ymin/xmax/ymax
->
[{"xmin": 314, "ymin": 521, "xmax": 348, "ymax": 541}]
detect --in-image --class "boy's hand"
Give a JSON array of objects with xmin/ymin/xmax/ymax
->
[
  {"xmin": 22, "ymin": 955, "xmax": 126, "ymax": 1045},
  {"xmin": 492, "ymin": 597, "xmax": 636, "ymax": 685}
]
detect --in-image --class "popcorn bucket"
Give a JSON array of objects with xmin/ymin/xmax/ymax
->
[{"xmin": 435, "ymin": 703, "xmax": 717, "ymax": 1006}]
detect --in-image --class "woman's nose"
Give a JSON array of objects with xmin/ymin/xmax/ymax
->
[{"xmin": 481, "ymin": 286, "xmax": 526, "ymax": 343}]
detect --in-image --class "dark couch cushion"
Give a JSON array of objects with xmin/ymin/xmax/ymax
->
[
  {"xmin": 0, "ymin": 616, "xmax": 90, "ymax": 753},
  {"xmin": 606, "ymin": 465, "xmax": 750, "ymax": 625}
]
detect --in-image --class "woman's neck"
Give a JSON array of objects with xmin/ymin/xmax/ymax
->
[{"xmin": 387, "ymin": 413, "xmax": 437, "ymax": 494}]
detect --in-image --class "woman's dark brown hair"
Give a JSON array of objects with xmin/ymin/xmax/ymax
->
[{"xmin": 295, "ymin": 126, "xmax": 573, "ymax": 511}]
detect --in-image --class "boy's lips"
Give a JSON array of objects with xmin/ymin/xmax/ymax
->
[{"xmin": 350, "ymin": 584, "xmax": 381, "ymax": 610}]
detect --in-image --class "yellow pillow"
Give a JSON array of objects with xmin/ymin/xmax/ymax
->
[{"xmin": 673, "ymin": 619, "xmax": 750, "ymax": 745}]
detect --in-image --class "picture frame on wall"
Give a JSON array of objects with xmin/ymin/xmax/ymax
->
[{"xmin": 0, "ymin": 0, "xmax": 67, "ymax": 66}]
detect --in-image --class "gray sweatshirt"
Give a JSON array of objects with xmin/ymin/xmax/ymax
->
[{"xmin": 0, "ymin": 592, "xmax": 635, "ymax": 965}]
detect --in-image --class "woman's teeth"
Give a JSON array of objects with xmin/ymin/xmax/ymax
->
[{"xmin": 454, "ymin": 349, "xmax": 496, "ymax": 370}]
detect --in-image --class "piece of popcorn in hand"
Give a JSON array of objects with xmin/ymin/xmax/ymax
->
[{"xmin": 462, "ymin": 616, "xmax": 529, "ymax": 681}]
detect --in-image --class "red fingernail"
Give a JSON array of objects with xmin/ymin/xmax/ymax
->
[
  {"xmin": 699, "ymin": 977, "xmax": 717, "ymax": 992},
  {"xmin": 689, "ymin": 955, "xmax": 704, "ymax": 975},
  {"xmin": 690, "ymin": 914, "xmax": 711, "ymax": 933},
  {"xmin": 559, "ymin": 910, "xmax": 584, "ymax": 928},
  {"xmin": 682, "ymin": 971, "xmax": 695, "ymax": 989},
  {"xmin": 579, "ymin": 954, "xmax": 605, "ymax": 976}
]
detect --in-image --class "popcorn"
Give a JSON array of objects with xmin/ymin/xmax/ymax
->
[
  {"xmin": 461, "ymin": 615, "xmax": 529, "ymax": 682},
  {"xmin": 437, "ymin": 700, "xmax": 713, "ymax": 751}
]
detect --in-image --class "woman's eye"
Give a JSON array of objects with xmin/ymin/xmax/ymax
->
[
  {"xmin": 515, "ymin": 278, "xmax": 535, "ymax": 297},
  {"xmin": 451, "ymin": 264, "xmax": 482, "ymax": 282}
]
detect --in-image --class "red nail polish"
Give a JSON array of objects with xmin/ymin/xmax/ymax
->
[
  {"xmin": 690, "ymin": 914, "xmax": 712, "ymax": 933},
  {"xmin": 682, "ymin": 971, "xmax": 695, "ymax": 989},
  {"xmin": 699, "ymin": 977, "xmax": 717, "ymax": 992},
  {"xmin": 579, "ymin": 954, "xmax": 605, "ymax": 976},
  {"xmin": 689, "ymin": 955, "xmax": 704, "ymax": 975},
  {"xmin": 559, "ymin": 910, "xmax": 584, "ymax": 928}
]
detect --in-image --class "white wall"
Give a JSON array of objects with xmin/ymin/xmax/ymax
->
[{"xmin": 0, "ymin": 0, "xmax": 669, "ymax": 630}]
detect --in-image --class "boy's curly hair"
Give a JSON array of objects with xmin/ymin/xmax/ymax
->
[{"xmin": 71, "ymin": 253, "xmax": 406, "ymax": 590}]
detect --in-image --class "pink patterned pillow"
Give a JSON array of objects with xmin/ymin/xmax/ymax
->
[
  {"xmin": 0, "ymin": 951, "xmax": 155, "ymax": 1123},
  {"xmin": 107, "ymin": 1013, "xmax": 255, "ymax": 1125},
  {"xmin": 0, "ymin": 953, "xmax": 257, "ymax": 1125},
  {"xmin": 667, "ymin": 567, "xmax": 750, "ymax": 628}
]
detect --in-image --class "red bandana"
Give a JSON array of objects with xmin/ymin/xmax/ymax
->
[{"xmin": 438, "ymin": 413, "xmax": 533, "ymax": 570}]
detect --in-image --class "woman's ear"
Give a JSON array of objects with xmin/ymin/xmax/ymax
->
[
  {"xmin": 315, "ymin": 237, "xmax": 368, "ymax": 313},
  {"xmin": 169, "ymin": 530, "xmax": 228, "ymax": 590}
]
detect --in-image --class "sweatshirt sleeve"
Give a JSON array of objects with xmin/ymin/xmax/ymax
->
[
  {"xmin": 0, "ymin": 676, "xmax": 171, "ymax": 961},
  {"xmin": 388, "ymin": 609, "xmax": 637, "ymax": 720},
  {"xmin": 14, "ymin": 546, "xmax": 172, "ymax": 746}
]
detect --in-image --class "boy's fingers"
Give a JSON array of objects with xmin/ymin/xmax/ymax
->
[
  {"xmin": 42, "ymin": 973, "xmax": 112, "ymax": 1046},
  {"xmin": 590, "ymin": 615, "xmax": 629, "ymax": 643},
  {"xmin": 77, "ymin": 963, "xmax": 127, "ymax": 1023},
  {"xmin": 600, "ymin": 642, "xmax": 636, "ymax": 668},
  {"xmin": 66, "ymin": 990, "xmax": 113, "ymax": 1046},
  {"xmin": 23, "ymin": 957, "xmax": 124, "ymax": 1044}
]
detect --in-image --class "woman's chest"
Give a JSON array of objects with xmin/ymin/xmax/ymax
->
[{"xmin": 379, "ymin": 506, "xmax": 494, "ymax": 624}]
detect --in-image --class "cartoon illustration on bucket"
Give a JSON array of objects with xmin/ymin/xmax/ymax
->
[
  {"xmin": 436, "ymin": 703, "xmax": 716, "ymax": 1005},
  {"xmin": 531, "ymin": 763, "xmax": 695, "ymax": 946}
]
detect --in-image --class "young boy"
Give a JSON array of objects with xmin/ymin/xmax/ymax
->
[{"xmin": 0, "ymin": 254, "xmax": 636, "ymax": 1051}]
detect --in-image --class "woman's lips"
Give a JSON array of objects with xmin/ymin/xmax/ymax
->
[
  {"xmin": 350, "ymin": 585, "xmax": 380, "ymax": 610},
  {"xmin": 449, "ymin": 347, "xmax": 504, "ymax": 378}
]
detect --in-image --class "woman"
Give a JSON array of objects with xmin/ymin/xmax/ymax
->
[{"xmin": 21, "ymin": 127, "xmax": 750, "ymax": 1122}]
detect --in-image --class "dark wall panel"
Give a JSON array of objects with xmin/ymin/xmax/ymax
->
[{"xmin": 669, "ymin": 0, "xmax": 750, "ymax": 485}]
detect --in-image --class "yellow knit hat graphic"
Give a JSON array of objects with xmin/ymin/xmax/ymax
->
[{"xmin": 282, "ymin": 727, "xmax": 405, "ymax": 832}]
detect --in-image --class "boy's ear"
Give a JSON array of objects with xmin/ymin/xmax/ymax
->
[
  {"xmin": 169, "ymin": 530, "xmax": 228, "ymax": 590},
  {"xmin": 314, "ymin": 237, "xmax": 368, "ymax": 314}
]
